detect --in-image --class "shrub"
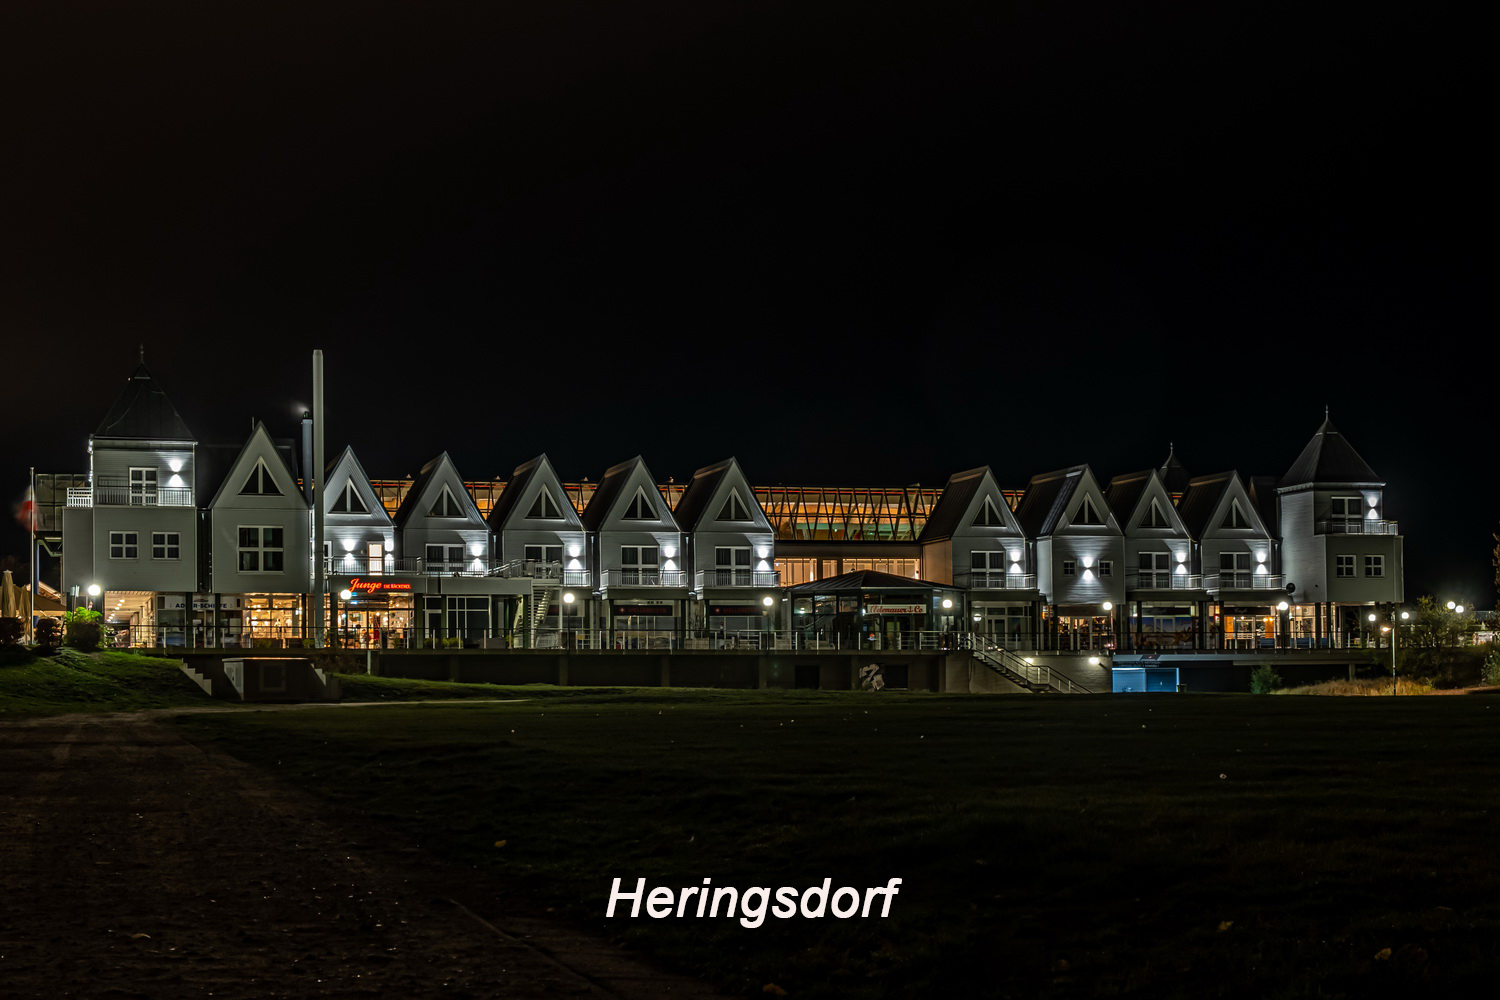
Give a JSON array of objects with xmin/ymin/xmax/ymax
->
[
  {"xmin": 0, "ymin": 616, "xmax": 24, "ymax": 646},
  {"xmin": 34, "ymin": 618, "xmax": 62, "ymax": 653},
  {"xmin": 62, "ymin": 608, "xmax": 103, "ymax": 653},
  {"xmin": 1249, "ymin": 664, "xmax": 1282, "ymax": 694},
  {"xmin": 1483, "ymin": 649, "xmax": 1500, "ymax": 687}
]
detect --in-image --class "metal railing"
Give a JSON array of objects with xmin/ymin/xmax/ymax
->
[
  {"xmin": 601, "ymin": 569, "xmax": 688, "ymax": 588},
  {"xmin": 1203, "ymin": 572, "xmax": 1285, "ymax": 591},
  {"xmin": 67, "ymin": 485, "xmax": 193, "ymax": 508},
  {"xmin": 694, "ymin": 569, "xmax": 781, "ymax": 589},
  {"xmin": 1124, "ymin": 571, "xmax": 1202, "ymax": 590},
  {"xmin": 956, "ymin": 571, "xmax": 1037, "ymax": 590},
  {"xmin": 1317, "ymin": 519, "xmax": 1398, "ymax": 535},
  {"xmin": 491, "ymin": 559, "xmax": 591, "ymax": 586}
]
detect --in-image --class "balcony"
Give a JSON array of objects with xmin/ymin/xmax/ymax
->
[
  {"xmin": 1204, "ymin": 572, "xmax": 1285, "ymax": 591},
  {"xmin": 1317, "ymin": 518, "xmax": 1398, "ymax": 535},
  {"xmin": 490, "ymin": 559, "xmax": 590, "ymax": 586},
  {"xmin": 601, "ymin": 569, "xmax": 687, "ymax": 590},
  {"xmin": 1124, "ymin": 570, "xmax": 1203, "ymax": 591},
  {"xmin": 956, "ymin": 570, "xmax": 1038, "ymax": 590},
  {"xmin": 322, "ymin": 555, "xmax": 512, "ymax": 579},
  {"xmin": 695, "ymin": 569, "xmax": 781, "ymax": 589},
  {"xmin": 67, "ymin": 484, "xmax": 193, "ymax": 508}
]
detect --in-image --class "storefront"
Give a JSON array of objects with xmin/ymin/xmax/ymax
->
[
  {"xmin": 333, "ymin": 576, "xmax": 417, "ymax": 647},
  {"xmin": 786, "ymin": 571, "xmax": 964, "ymax": 649}
]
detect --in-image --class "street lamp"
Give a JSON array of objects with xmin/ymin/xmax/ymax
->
[
  {"xmin": 1379, "ymin": 609, "xmax": 1411, "ymax": 695},
  {"xmin": 86, "ymin": 583, "xmax": 101, "ymax": 612},
  {"xmin": 1101, "ymin": 601, "xmax": 1114, "ymax": 651}
]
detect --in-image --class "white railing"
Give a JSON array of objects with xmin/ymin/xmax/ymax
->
[
  {"xmin": 1317, "ymin": 519, "xmax": 1398, "ymax": 535},
  {"xmin": 694, "ymin": 569, "xmax": 781, "ymax": 589},
  {"xmin": 957, "ymin": 571, "xmax": 1037, "ymax": 589},
  {"xmin": 1204, "ymin": 572, "xmax": 1285, "ymax": 591},
  {"xmin": 601, "ymin": 569, "xmax": 688, "ymax": 589},
  {"xmin": 1125, "ymin": 571, "xmax": 1203, "ymax": 590},
  {"xmin": 66, "ymin": 486, "xmax": 193, "ymax": 507}
]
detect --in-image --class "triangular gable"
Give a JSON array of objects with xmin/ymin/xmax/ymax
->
[
  {"xmin": 672, "ymin": 458, "xmax": 772, "ymax": 532},
  {"xmin": 581, "ymin": 456, "xmax": 679, "ymax": 532},
  {"xmin": 528, "ymin": 489, "xmax": 563, "ymax": 519},
  {"xmin": 1204, "ymin": 475, "xmax": 1269, "ymax": 536},
  {"xmin": 1055, "ymin": 467, "xmax": 1120, "ymax": 535},
  {"xmin": 322, "ymin": 447, "xmax": 391, "ymax": 523},
  {"xmin": 488, "ymin": 455, "xmax": 584, "ymax": 532},
  {"xmin": 920, "ymin": 467, "xmax": 1023, "ymax": 541},
  {"xmin": 393, "ymin": 453, "xmax": 485, "ymax": 527},
  {"xmin": 209, "ymin": 423, "xmax": 305, "ymax": 509},
  {"xmin": 1118, "ymin": 471, "xmax": 1189, "ymax": 536}
]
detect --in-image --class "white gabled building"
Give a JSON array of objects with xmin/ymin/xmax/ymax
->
[
  {"xmin": 581, "ymin": 456, "xmax": 687, "ymax": 645},
  {"xmin": 1107, "ymin": 467, "xmax": 1205, "ymax": 649},
  {"xmin": 671, "ymin": 458, "xmax": 778, "ymax": 636},
  {"xmin": 1015, "ymin": 465, "xmax": 1124, "ymax": 649}
]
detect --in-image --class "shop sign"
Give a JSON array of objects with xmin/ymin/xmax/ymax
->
[
  {"xmin": 867, "ymin": 604, "xmax": 924, "ymax": 614},
  {"xmin": 711, "ymin": 605, "xmax": 763, "ymax": 615},
  {"xmin": 348, "ymin": 577, "xmax": 413, "ymax": 592},
  {"xmin": 161, "ymin": 595, "xmax": 242, "ymax": 610},
  {"xmin": 615, "ymin": 604, "xmax": 671, "ymax": 616}
]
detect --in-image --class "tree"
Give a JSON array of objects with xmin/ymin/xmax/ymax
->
[
  {"xmin": 1405, "ymin": 596, "xmax": 1468, "ymax": 650},
  {"xmin": 62, "ymin": 607, "xmax": 103, "ymax": 652}
]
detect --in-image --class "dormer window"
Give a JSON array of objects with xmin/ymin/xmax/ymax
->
[
  {"xmin": 973, "ymin": 497, "xmax": 1005, "ymax": 527},
  {"xmin": 330, "ymin": 480, "xmax": 367, "ymax": 514},
  {"xmin": 718, "ymin": 492, "xmax": 751, "ymax": 522},
  {"xmin": 623, "ymin": 487, "xmax": 656, "ymax": 520},
  {"xmin": 239, "ymin": 459, "xmax": 282, "ymax": 496},
  {"xmin": 1076, "ymin": 495, "xmax": 1103, "ymax": 526},
  {"xmin": 428, "ymin": 485, "xmax": 463, "ymax": 517},
  {"xmin": 528, "ymin": 489, "xmax": 563, "ymax": 519}
]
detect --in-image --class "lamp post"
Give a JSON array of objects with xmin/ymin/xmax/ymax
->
[
  {"xmin": 1101, "ymin": 600, "xmax": 1114, "ymax": 651},
  {"xmin": 562, "ymin": 591, "xmax": 575, "ymax": 646},
  {"xmin": 1277, "ymin": 600, "xmax": 1289, "ymax": 650},
  {"xmin": 86, "ymin": 583, "xmax": 101, "ymax": 613},
  {"xmin": 1376, "ymin": 609, "xmax": 1410, "ymax": 695}
]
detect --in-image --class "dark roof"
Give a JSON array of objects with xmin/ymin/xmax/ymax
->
[
  {"xmin": 94, "ymin": 363, "xmax": 194, "ymax": 441},
  {"xmin": 1247, "ymin": 476, "xmax": 1280, "ymax": 536},
  {"xmin": 195, "ymin": 443, "xmax": 242, "ymax": 500},
  {"xmin": 1280, "ymin": 416, "xmax": 1382, "ymax": 487},
  {"xmin": 579, "ymin": 456, "xmax": 674, "ymax": 531},
  {"xmin": 918, "ymin": 467, "xmax": 987, "ymax": 541},
  {"xmin": 1176, "ymin": 472, "xmax": 1235, "ymax": 537},
  {"xmin": 1159, "ymin": 446, "xmax": 1192, "ymax": 495},
  {"xmin": 785, "ymin": 569, "xmax": 957, "ymax": 594},
  {"xmin": 1104, "ymin": 471, "xmax": 1152, "ymax": 524},
  {"xmin": 1014, "ymin": 466, "xmax": 1084, "ymax": 536},
  {"xmin": 671, "ymin": 458, "xmax": 735, "ymax": 531}
]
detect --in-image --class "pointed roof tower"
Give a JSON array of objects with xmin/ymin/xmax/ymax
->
[
  {"xmin": 94, "ymin": 359, "xmax": 194, "ymax": 441},
  {"xmin": 1280, "ymin": 413, "xmax": 1382, "ymax": 487},
  {"xmin": 1158, "ymin": 443, "xmax": 1191, "ymax": 497}
]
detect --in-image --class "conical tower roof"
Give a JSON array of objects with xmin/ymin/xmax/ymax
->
[
  {"xmin": 1280, "ymin": 414, "xmax": 1381, "ymax": 487},
  {"xmin": 94, "ymin": 361, "xmax": 194, "ymax": 441},
  {"xmin": 1158, "ymin": 444, "xmax": 1192, "ymax": 495}
]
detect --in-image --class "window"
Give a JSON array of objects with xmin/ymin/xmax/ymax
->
[
  {"xmin": 239, "ymin": 459, "xmax": 282, "ymax": 496},
  {"xmin": 1062, "ymin": 560, "xmax": 1077, "ymax": 576},
  {"xmin": 237, "ymin": 526, "xmax": 284, "ymax": 572},
  {"xmin": 1335, "ymin": 554, "xmax": 1355, "ymax": 578},
  {"xmin": 367, "ymin": 542, "xmax": 384, "ymax": 576},
  {"xmin": 621, "ymin": 545, "xmax": 660, "ymax": 584},
  {"xmin": 971, "ymin": 550, "xmax": 1008, "ymax": 585},
  {"xmin": 1220, "ymin": 551, "xmax": 1251, "ymax": 587},
  {"xmin": 1222, "ymin": 500, "xmax": 1251, "ymax": 529},
  {"xmin": 623, "ymin": 488, "xmax": 656, "ymax": 520},
  {"xmin": 527, "ymin": 490, "xmax": 563, "ymax": 519},
  {"xmin": 1146, "ymin": 499, "xmax": 1169, "ymax": 528},
  {"xmin": 1139, "ymin": 551, "xmax": 1169, "ymax": 587},
  {"xmin": 1364, "ymin": 555, "xmax": 1384, "ymax": 578},
  {"xmin": 428, "ymin": 486, "xmax": 463, "ymax": 518},
  {"xmin": 151, "ymin": 531, "xmax": 180, "ymax": 560},
  {"xmin": 330, "ymin": 481, "xmax": 367, "ymax": 513},
  {"xmin": 1098, "ymin": 560, "xmax": 1113, "ymax": 578},
  {"xmin": 524, "ymin": 544, "xmax": 563, "ymax": 575},
  {"xmin": 718, "ymin": 492, "xmax": 752, "ymax": 522},
  {"xmin": 1075, "ymin": 495, "xmax": 1103, "ymax": 526},
  {"xmin": 714, "ymin": 546, "xmax": 752, "ymax": 585},
  {"xmin": 1331, "ymin": 496, "xmax": 1361, "ymax": 531},
  {"xmin": 129, "ymin": 468, "xmax": 158, "ymax": 506},
  {"xmin": 109, "ymin": 531, "xmax": 139, "ymax": 559},
  {"xmin": 426, "ymin": 544, "xmax": 466, "ymax": 574},
  {"xmin": 973, "ymin": 498, "xmax": 1006, "ymax": 527}
]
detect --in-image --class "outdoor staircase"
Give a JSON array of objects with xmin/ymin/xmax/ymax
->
[
  {"xmin": 529, "ymin": 586, "xmax": 555, "ymax": 647},
  {"xmin": 970, "ymin": 643, "xmax": 1093, "ymax": 694}
]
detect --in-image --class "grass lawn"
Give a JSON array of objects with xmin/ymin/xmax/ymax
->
[
  {"xmin": 170, "ymin": 691, "xmax": 1500, "ymax": 999},
  {"xmin": 0, "ymin": 648, "xmax": 217, "ymax": 715}
]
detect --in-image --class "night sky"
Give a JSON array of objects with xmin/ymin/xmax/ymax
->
[{"xmin": 4, "ymin": 2, "xmax": 1489, "ymax": 602}]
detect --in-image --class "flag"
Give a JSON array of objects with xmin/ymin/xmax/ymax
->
[{"xmin": 15, "ymin": 484, "xmax": 36, "ymax": 532}]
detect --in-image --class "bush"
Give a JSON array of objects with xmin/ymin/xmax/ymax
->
[
  {"xmin": 34, "ymin": 617, "xmax": 62, "ymax": 653},
  {"xmin": 62, "ymin": 607, "xmax": 103, "ymax": 653},
  {"xmin": 1249, "ymin": 664, "xmax": 1282, "ymax": 694},
  {"xmin": 0, "ymin": 616, "xmax": 24, "ymax": 646},
  {"xmin": 1483, "ymin": 649, "xmax": 1500, "ymax": 687}
]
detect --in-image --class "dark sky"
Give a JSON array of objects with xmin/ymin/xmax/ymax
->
[{"xmin": 3, "ymin": 2, "xmax": 1490, "ymax": 602}]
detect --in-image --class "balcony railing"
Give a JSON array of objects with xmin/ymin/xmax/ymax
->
[
  {"xmin": 490, "ymin": 559, "xmax": 591, "ymax": 586},
  {"xmin": 695, "ymin": 569, "xmax": 781, "ymax": 589},
  {"xmin": 1317, "ymin": 519, "xmax": 1398, "ymax": 535},
  {"xmin": 956, "ymin": 571, "xmax": 1037, "ymax": 590},
  {"xmin": 1124, "ymin": 571, "xmax": 1203, "ymax": 590},
  {"xmin": 1204, "ymin": 572, "xmax": 1285, "ymax": 591},
  {"xmin": 601, "ymin": 569, "xmax": 687, "ymax": 589},
  {"xmin": 66, "ymin": 485, "xmax": 193, "ymax": 508}
]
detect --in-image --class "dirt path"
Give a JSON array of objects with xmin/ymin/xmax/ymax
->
[{"xmin": 0, "ymin": 712, "xmax": 722, "ymax": 1000}]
